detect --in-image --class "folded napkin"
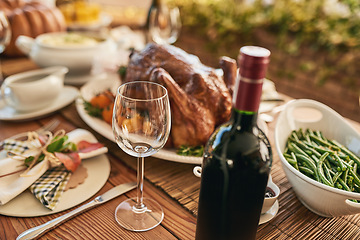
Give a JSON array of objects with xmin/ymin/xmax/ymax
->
[
  {"xmin": 0, "ymin": 128, "xmax": 108, "ymax": 209},
  {"xmin": 0, "ymin": 139, "xmax": 49, "ymax": 206},
  {"xmin": 30, "ymin": 165, "xmax": 71, "ymax": 210}
]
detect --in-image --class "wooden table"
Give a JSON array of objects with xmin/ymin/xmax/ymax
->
[{"xmin": 1, "ymin": 57, "xmax": 360, "ymax": 240}]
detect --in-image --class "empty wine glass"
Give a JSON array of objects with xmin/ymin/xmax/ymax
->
[
  {"xmin": 0, "ymin": 11, "xmax": 11, "ymax": 82},
  {"xmin": 112, "ymin": 81, "xmax": 171, "ymax": 231},
  {"xmin": 149, "ymin": 6, "xmax": 181, "ymax": 45}
]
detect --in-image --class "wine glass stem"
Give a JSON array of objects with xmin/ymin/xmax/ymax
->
[
  {"xmin": 136, "ymin": 156, "xmax": 145, "ymax": 210},
  {"xmin": 0, "ymin": 59, "xmax": 3, "ymax": 84}
]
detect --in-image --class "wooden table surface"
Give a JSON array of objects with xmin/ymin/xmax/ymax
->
[{"xmin": 1, "ymin": 56, "xmax": 360, "ymax": 240}]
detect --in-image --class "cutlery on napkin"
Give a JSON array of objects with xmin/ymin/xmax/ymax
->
[
  {"xmin": 17, "ymin": 182, "xmax": 137, "ymax": 240},
  {"xmin": 0, "ymin": 129, "xmax": 108, "ymax": 208}
]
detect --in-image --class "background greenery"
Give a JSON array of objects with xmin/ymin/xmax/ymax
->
[{"xmin": 168, "ymin": 0, "xmax": 360, "ymax": 91}]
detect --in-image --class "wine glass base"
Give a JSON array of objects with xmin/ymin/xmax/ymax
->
[{"xmin": 115, "ymin": 197, "xmax": 164, "ymax": 232}]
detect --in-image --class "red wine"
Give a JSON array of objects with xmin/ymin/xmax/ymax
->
[{"xmin": 195, "ymin": 46, "xmax": 272, "ymax": 240}]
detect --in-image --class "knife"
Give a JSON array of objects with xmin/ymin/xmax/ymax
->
[{"xmin": 17, "ymin": 182, "xmax": 137, "ymax": 240}]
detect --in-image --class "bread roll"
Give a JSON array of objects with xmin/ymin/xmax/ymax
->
[
  {"xmin": 23, "ymin": 5, "xmax": 44, "ymax": 37},
  {"xmin": 5, "ymin": 8, "xmax": 31, "ymax": 56},
  {"xmin": 1, "ymin": 0, "xmax": 67, "ymax": 56}
]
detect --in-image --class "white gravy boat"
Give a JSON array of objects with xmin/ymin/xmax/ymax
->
[{"xmin": 1, "ymin": 66, "xmax": 68, "ymax": 112}]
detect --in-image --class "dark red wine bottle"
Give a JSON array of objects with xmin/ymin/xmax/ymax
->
[{"xmin": 195, "ymin": 46, "xmax": 272, "ymax": 240}]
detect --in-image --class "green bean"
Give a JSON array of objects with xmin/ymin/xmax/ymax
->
[
  {"xmin": 336, "ymin": 182, "xmax": 343, "ymax": 190},
  {"xmin": 284, "ymin": 128, "xmax": 360, "ymax": 193},
  {"xmin": 290, "ymin": 143, "xmax": 310, "ymax": 158},
  {"xmin": 338, "ymin": 178, "xmax": 351, "ymax": 192},
  {"xmin": 311, "ymin": 155, "xmax": 319, "ymax": 164},
  {"xmin": 332, "ymin": 171, "xmax": 342, "ymax": 183},
  {"xmin": 348, "ymin": 176, "xmax": 354, "ymax": 191},
  {"xmin": 295, "ymin": 154, "xmax": 317, "ymax": 171},
  {"xmin": 291, "ymin": 152, "xmax": 299, "ymax": 170},
  {"xmin": 323, "ymin": 163, "xmax": 334, "ymax": 186},
  {"xmin": 301, "ymin": 141, "xmax": 322, "ymax": 157},
  {"xmin": 354, "ymin": 184, "xmax": 360, "ymax": 192},
  {"xmin": 285, "ymin": 156, "xmax": 297, "ymax": 167},
  {"xmin": 294, "ymin": 141, "xmax": 313, "ymax": 155},
  {"xmin": 342, "ymin": 168, "xmax": 349, "ymax": 182},
  {"xmin": 349, "ymin": 168, "xmax": 360, "ymax": 186},
  {"xmin": 291, "ymin": 131, "xmax": 299, "ymax": 142},
  {"xmin": 354, "ymin": 163, "xmax": 357, "ymax": 174},
  {"xmin": 299, "ymin": 166, "xmax": 315, "ymax": 176},
  {"xmin": 315, "ymin": 130, "xmax": 324, "ymax": 140},
  {"xmin": 332, "ymin": 154, "xmax": 347, "ymax": 171},
  {"xmin": 331, "ymin": 140, "xmax": 360, "ymax": 165},
  {"xmin": 309, "ymin": 135, "xmax": 333, "ymax": 148},
  {"xmin": 318, "ymin": 153, "xmax": 333, "ymax": 187}
]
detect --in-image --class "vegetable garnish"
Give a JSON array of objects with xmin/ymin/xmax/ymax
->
[
  {"xmin": 83, "ymin": 99, "xmax": 103, "ymax": 118},
  {"xmin": 8, "ymin": 130, "xmax": 104, "ymax": 175},
  {"xmin": 177, "ymin": 145, "xmax": 204, "ymax": 157}
]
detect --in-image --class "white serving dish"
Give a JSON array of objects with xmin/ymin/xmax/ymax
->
[
  {"xmin": 275, "ymin": 99, "xmax": 360, "ymax": 217},
  {"xmin": 15, "ymin": 32, "xmax": 117, "ymax": 76}
]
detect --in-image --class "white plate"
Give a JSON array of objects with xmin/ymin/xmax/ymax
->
[
  {"xmin": 0, "ymin": 151, "xmax": 110, "ymax": 217},
  {"xmin": 76, "ymin": 78, "xmax": 269, "ymax": 165},
  {"xmin": 0, "ymin": 86, "xmax": 79, "ymax": 121},
  {"xmin": 259, "ymin": 200, "xmax": 279, "ymax": 225}
]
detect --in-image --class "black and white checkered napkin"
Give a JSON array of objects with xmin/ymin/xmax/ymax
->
[
  {"xmin": 30, "ymin": 165, "xmax": 71, "ymax": 210},
  {"xmin": 1, "ymin": 139, "xmax": 71, "ymax": 210}
]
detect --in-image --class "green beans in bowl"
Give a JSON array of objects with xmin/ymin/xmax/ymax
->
[{"xmin": 275, "ymin": 99, "xmax": 360, "ymax": 217}]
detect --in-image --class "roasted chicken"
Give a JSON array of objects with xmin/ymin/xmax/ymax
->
[{"xmin": 124, "ymin": 43, "xmax": 237, "ymax": 148}]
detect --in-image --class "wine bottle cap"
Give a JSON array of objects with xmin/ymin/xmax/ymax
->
[{"xmin": 238, "ymin": 46, "xmax": 270, "ymax": 80}]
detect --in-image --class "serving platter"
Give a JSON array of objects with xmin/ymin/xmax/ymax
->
[{"xmin": 76, "ymin": 77, "xmax": 269, "ymax": 165}]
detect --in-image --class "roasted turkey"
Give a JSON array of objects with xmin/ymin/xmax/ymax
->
[{"xmin": 124, "ymin": 43, "xmax": 237, "ymax": 148}]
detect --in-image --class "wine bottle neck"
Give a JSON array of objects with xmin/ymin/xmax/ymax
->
[
  {"xmin": 232, "ymin": 108, "xmax": 258, "ymax": 130},
  {"xmin": 233, "ymin": 74, "xmax": 263, "ymax": 113}
]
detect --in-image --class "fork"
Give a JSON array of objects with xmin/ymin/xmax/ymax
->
[{"xmin": 0, "ymin": 119, "xmax": 60, "ymax": 150}]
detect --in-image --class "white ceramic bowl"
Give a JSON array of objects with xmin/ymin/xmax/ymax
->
[
  {"xmin": 15, "ymin": 32, "xmax": 117, "ymax": 75},
  {"xmin": 275, "ymin": 99, "xmax": 360, "ymax": 217}
]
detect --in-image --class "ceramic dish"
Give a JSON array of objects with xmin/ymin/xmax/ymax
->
[
  {"xmin": 275, "ymin": 99, "xmax": 360, "ymax": 217},
  {"xmin": 76, "ymin": 78, "xmax": 269, "ymax": 164},
  {"xmin": 0, "ymin": 86, "xmax": 79, "ymax": 121},
  {"xmin": 259, "ymin": 200, "xmax": 279, "ymax": 225},
  {"xmin": 0, "ymin": 130, "xmax": 110, "ymax": 217},
  {"xmin": 262, "ymin": 175, "xmax": 280, "ymax": 214},
  {"xmin": 16, "ymin": 32, "xmax": 117, "ymax": 76}
]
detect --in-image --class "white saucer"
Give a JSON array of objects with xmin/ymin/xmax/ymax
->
[
  {"xmin": 259, "ymin": 200, "xmax": 279, "ymax": 225},
  {"xmin": 0, "ymin": 86, "xmax": 79, "ymax": 121},
  {"xmin": 65, "ymin": 72, "xmax": 107, "ymax": 85}
]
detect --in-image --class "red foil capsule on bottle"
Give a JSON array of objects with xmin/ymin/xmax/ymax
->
[{"xmin": 234, "ymin": 46, "xmax": 271, "ymax": 112}]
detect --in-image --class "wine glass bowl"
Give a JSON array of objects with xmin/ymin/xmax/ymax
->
[
  {"xmin": 0, "ymin": 11, "xmax": 11, "ymax": 81},
  {"xmin": 149, "ymin": 6, "xmax": 181, "ymax": 45},
  {"xmin": 112, "ymin": 81, "xmax": 171, "ymax": 231}
]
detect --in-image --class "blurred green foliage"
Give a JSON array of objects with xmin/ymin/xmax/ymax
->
[
  {"xmin": 167, "ymin": 0, "xmax": 360, "ymax": 90},
  {"xmin": 169, "ymin": 0, "xmax": 360, "ymax": 49}
]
